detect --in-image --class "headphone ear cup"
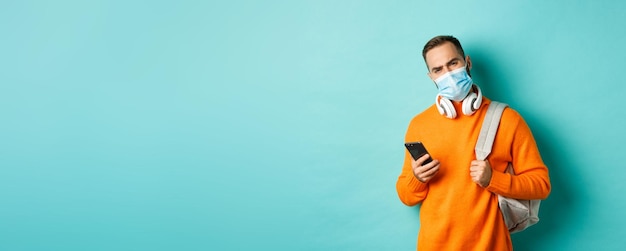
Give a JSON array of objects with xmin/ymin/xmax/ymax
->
[
  {"xmin": 436, "ymin": 95, "xmax": 456, "ymax": 119},
  {"xmin": 462, "ymin": 92, "xmax": 478, "ymax": 116},
  {"xmin": 435, "ymin": 95, "xmax": 445, "ymax": 114}
]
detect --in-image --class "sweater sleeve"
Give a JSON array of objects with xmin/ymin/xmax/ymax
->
[
  {"xmin": 486, "ymin": 111, "xmax": 551, "ymax": 200},
  {"xmin": 396, "ymin": 149, "xmax": 429, "ymax": 206},
  {"xmin": 396, "ymin": 118, "xmax": 429, "ymax": 206}
]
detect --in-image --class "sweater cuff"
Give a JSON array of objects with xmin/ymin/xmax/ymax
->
[
  {"xmin": 487, "ymin": 169, "xmax": 511, "ymax": 195},
  {"xmin": 406, "ymin": 174, "xmax": 428, "ymax": 192}
]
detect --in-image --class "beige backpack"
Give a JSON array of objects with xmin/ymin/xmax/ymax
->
[{"xmin": 475, "ymin": 101, "xmax": 541, "ymax": 233}]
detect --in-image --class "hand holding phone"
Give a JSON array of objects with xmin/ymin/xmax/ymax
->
[
  {"xmin": 404, "ymin": 141, "xmax": 439, "ymax": 183},
  {"xmin": 404, "ymin": 141, "xmax": 433, "ymax": 164}
]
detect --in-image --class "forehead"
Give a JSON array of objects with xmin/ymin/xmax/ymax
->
[{"xmin": 424, "ymin": 42, "xmax": 463, "ymax": 68}]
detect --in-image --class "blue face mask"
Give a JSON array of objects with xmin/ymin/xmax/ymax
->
[{"xmin": 434, "ymin": 66, "xmax": 473, "ymax": 101}]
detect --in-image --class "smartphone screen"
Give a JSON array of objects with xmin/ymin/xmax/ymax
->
[{"xmin": 404, "ymin": 141, "xmax": 433, "ymax": 164}]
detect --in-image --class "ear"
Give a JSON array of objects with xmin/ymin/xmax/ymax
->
[{"xmin": 465, "ymin": 55, "xmax": 472, "ymax": 71}]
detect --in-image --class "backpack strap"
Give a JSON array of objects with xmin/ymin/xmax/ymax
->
[
  {"xmin": 475, "ymin": 101, "xmax": 508, "ymax": 161},
  {"xmin": 475, "ymin": 101, "xmax": 541, "ymax": 233}
]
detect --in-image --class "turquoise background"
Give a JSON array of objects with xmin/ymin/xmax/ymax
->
[{"xmin": 1, "ymin": 1, "xmax": 625, "ymax": 250}]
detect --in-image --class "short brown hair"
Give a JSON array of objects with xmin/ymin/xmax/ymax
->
[{"xmin": 422, "ymin": 35, "xmax": 465, "ymax": 62}]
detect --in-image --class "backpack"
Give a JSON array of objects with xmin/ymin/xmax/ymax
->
[{"xmin": 474, "ymin": 101, "xmax": 541, "ymax": 233}]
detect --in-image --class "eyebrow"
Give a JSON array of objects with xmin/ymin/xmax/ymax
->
[{"xmin": 430, "ymin": 58, "xmax": 461, "ymax": 72}]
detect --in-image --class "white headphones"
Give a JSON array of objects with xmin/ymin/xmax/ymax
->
[{"xmin": 435, "ymin": 84, "xmax": 483, "ymax": 119}]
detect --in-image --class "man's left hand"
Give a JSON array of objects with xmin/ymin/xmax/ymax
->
[{"xmin": 470, "ymin": 160, "xmax": 492, "ymax": 187}]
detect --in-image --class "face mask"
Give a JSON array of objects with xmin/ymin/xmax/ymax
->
[{"xmin": 434, "ymin": 66, "xmax": 473, "ymax": 101}]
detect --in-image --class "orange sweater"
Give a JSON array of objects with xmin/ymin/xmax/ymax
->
[{"xmin": 396, "ymin": 98, "xmax": 551, "ymax": 251}]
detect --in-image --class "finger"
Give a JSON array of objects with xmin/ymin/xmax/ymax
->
[
  {"xmin": 415, "ymin": 154, "xmax": 432, "ymax": 165},
  {"xmin": 469, "ymin": 172, "xmax": 478, "ymax": 181},
  {"xmin": 473, "ymin": 160, "xmax": 491, "ymax": 169},
  {"xmin": 421, "ymin": 163, "xmax": 439, "ymax": 177},
  {"xmin": 418, "ymin": 173, "xmax": 434, "ymax": 183},
  {"xmin": 420, "ymin": 164, "xmax": 440, "ymax": 180},
  {"xmin": 412, "ymin": 155, "xmax": 427, "ymax": 165},
  {"xmin": 469, "ymin": 166, "xmax": 485, "ymax": 172},
  {"xmin": 470, "ymin": 171, "xmax": 484, "ymax": 179},
  {"xmin": 417, "ymin": 159, "xmax": 439, "ymax": 172},
  {"xmin": 472, "ymin": 160, "xmax": 490, "ymax": 166},
  {"xmin": 414, "ymin": 156, "xmax": 433, "ymax": 170},
  {"xmin": 417, "ymin": 162, "xmax": 440, "ymax": 182},
  {"xmin": 470, "ymin": 172, "xmax": 481, "ymax": 182}
]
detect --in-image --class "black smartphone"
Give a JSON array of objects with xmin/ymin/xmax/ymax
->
[{"xmin": 404, "ymin": 141, "xmax": 433, "ymax": 164}]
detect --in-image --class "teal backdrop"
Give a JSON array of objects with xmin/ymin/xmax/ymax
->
[{"xmin": 2, "ymin": 1, "xmax": 625, "ymax": 250}]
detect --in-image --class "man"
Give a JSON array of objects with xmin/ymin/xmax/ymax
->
[{"xmin": 396, "ymin": 35, "xmax": 551, "ymax": 250}]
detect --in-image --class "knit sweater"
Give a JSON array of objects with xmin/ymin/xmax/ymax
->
[{"xmin": 396, "ymin": 98, "xmax": 551, "ymax": 251}]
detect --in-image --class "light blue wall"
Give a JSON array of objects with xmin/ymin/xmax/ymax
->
[{"xmin": 1, "ymin": 1, "xmax": 625, "ymax": 250}]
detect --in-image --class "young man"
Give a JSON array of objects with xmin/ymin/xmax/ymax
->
[{"xmin": 396, "ymin": 35, "xmax": 551, "ymax": 250}]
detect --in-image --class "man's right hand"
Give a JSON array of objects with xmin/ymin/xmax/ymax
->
[{"xmin": 411, "ymin": 154, "xmax": 440, "ymax": 183}]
